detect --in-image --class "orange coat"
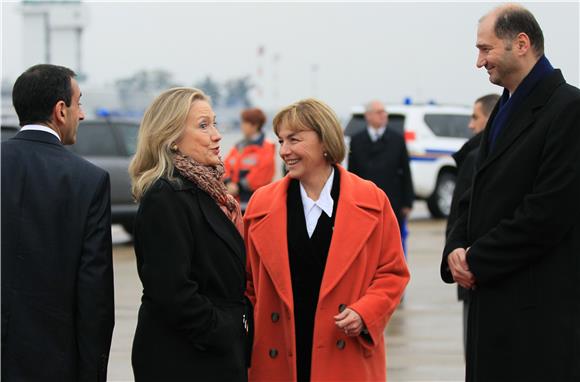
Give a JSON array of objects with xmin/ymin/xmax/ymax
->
[
  {"xmin": 224, "ymin": 135, "xmax": 276, "ymax": 205},
  {"xmin": 244, "ymin": 165, "xmax": 410, "ymax": 381}
]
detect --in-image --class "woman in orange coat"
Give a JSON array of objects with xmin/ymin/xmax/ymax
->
[
  {"xmin": 244, "ymin": 98, "xmax": 410, "ymax": 381},
  {"xmin": 224, "ymin": 108, "xmax": 275, "ymax": 212}
]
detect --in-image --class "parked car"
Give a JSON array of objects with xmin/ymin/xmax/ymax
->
[
  {"xmin": 1, "ymin": 119, "xmax": 139, "ymax": 235},
  {"xmin": 71, "ymin": 119, "xmax": 139, "ymax": 235},
  {"xmin": 344, "ymin": 104, "xmax": 472, "ymax": 218}
]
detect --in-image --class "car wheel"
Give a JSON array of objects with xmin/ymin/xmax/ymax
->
[{"xmin": 427, "ymin": 172, "xmax": 456, "ymax": 218}]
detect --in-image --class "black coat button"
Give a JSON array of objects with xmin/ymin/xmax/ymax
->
[
  {"xmin": 269, "ymin": 348, "xmax": 278, "ymax": 358},
  {"xmin": 336, "ymin": 339, "xmax": 346, "ymax": 350},
  {"xmin": 271, "ymin": 312, "xmax": 280, "ymax": 322},
  {"xmin": 338, "ymin": 304, "xmax": 347, "ymax": 313}
]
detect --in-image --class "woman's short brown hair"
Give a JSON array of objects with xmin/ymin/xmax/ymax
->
[
  {"xmin": 241, "ymin": 108, "xmax": 266, "ymax": 130},
  {"xmin": 273, "ymin": 98, "xmax": 346, "ymax": 164}
]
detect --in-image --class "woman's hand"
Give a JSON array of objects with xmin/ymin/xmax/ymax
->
[{"xmin": 334, "ymin": 308, "xmax": 364, "ymax": 337}]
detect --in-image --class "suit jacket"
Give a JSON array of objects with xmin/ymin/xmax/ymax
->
[
  {"xmin": 1, "ymin": 130, "xmax": 115, "ymax": 382},
  {"xmin": 244, "ymin": 165, "xmax": 409, "ymax": 381},
  {"xmin": 131, "ymin": 174, "xmax": 249, "ymax": 382},
  {"xmin": 348, "ymin": 128, "xmax": 414, "ymax": 220},
  {"xmin": 442, "ymin": 70, "xmax": 580, "ymax": 381}
]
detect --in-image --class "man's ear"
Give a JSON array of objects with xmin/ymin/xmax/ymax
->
[
  {"xmin": 515, "ymin": 32, "xmax": 531, "ymax": 55},
  {"xmin": 53, "ymin": 100, "xmax": 67, "ymax": 123}
]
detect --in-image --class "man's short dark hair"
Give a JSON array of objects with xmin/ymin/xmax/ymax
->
[
  {"xmin": 494, "ymin": 7, "xmax": 544, "ymax": 57},
  {"xmin": 476, "ymin": 93, "xmax": 501, "ymax": 117},
  {"xmin": 12, "ymin": 64, "xmax": 76, "ymax": 126}
]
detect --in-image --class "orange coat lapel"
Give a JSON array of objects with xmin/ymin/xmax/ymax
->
[
  {"xmin": 246, "ymin": 177, "xmax": 294, "ymax": 311},
  {"xmin": 319, "ymin": 166, "xmax": 381, "ymax": 300}
]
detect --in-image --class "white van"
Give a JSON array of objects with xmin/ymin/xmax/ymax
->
[{"xmin": 344, "ymin": 104, "xmax": 472, "ymax": 218}]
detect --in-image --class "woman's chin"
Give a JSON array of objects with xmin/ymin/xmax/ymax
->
[{"xmin": 286, "ymin": 168, "xmax": 303, "ymax": 180}]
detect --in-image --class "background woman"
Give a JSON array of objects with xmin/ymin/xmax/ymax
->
[
  {"xmin": 244, "ymin": 98, "xmax": 410, "ymax": 381},
  {"xmin": 224, "ymin": 107, "xmax": 275, "ymax": 212},
  {"xmin": 129, "ymin": 88, "xmax": 250, "ymax": 381}
]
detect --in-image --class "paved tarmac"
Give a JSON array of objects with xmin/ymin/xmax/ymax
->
[{"xmin": 107, "ymin": 202, "xmax": 465, "ymax": 381}]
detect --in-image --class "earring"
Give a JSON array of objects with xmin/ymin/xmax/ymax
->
[
  {"xmin": 323, "ymin": 152, "xmax": 328, "ymax": 158},
  {"xmin": 170, "ymin": 144, "xmax": 178, "ymax": 152}
]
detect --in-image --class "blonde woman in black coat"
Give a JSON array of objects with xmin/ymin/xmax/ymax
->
[{"xmin": 129, "ymin": 88, "xmax": 250, "ymax": 381}]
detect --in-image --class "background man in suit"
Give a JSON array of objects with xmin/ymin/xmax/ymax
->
[
  {"xmin": 1, "ymin": 64, "xmax": 115, "ymax": 382},
  {"xmin": 445, "ymin": 93, "xmax": 499, "ymax": 356},
  {"xmin": 442, "ymin": 4, "xmax": 580, "ymax": 381},
  {"xmin": 348, "ymin": 100, "xmax": 414, "ymax": 255}
]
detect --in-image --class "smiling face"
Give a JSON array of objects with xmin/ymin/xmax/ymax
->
[
  {"xmin": 176, "ymin": 100, "xmax": 222, "ymax": 166},
  {"xmin": 476, "ymin": 14, "xmax": 520, "ymax": 91},
  {"xmin": 277, "ymin": 124, "xmax": 328, "ymax": 183}
]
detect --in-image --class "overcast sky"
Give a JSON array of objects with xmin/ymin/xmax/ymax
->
[{"xmin": 2, "ymin": 1, "xmax": 579, "ymax": 115}]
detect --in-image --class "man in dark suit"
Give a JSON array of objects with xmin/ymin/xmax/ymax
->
[
  {"xmin": 445, "ymin": 93, "xmax": 499, "ymax": 356},
  {"xmin": 442, "ymin": 4, "xmax": 580, "ymax": 381},
  {"xmin": 1, "ymin": 64, "xmax": 115, "ymax": 381},
  {"xmin": 348, "ymin": 100, "xmax": 414, "ymax": 254}
]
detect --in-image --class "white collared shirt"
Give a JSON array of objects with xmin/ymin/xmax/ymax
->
[
  {"xmin": 367, "ymin": 126, "xmax": 386, "ymax": 142},
  {"xmin": 300, "ymin": 168, "xmax": 335, "ymax": 238},
  {"xmin": 20, "ymin": 124, "xmax": 61, "ymax": 142}
]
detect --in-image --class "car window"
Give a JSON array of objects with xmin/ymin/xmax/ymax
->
[
  {"xmin": 424, "ymin": 114, "xmax": 471, "ymax": 138},
  {"xmin": 116, "ymin": 123, "xmax": 139, "ymax": 156},
  {"xmin": 344, "ymin": 113, "xmax": 405, "ymax": 137},
  {"xmin": 344, "ymin": 114, "xmax": 366, "ymax": 137},
  {"xmin": 387, "ymin": 114, "xmax": 405, "ymax": 136},
  {"xmin": 74, "ymin": 122, "xmax": 118, "ymax": 156}
]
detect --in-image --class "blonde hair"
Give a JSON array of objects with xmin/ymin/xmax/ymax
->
[
  {"xmin": 129, "ymin": 87, "xmax": 209, "ymax": 201},
  {"xmin": 272, "ymin": 98, "xmax": 346, "ymax": 164}
]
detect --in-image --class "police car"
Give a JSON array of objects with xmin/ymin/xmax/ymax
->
[{"xmin": 344, "ymin": 103, "xmax": 472, "ymax": 218}]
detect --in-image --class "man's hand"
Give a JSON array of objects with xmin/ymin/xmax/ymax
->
[
  {"xmin": 447, "ymin": 247, "xmax": 475, "ymax": 289},
  {"xmin": 334, "ymin": 308, "xmax": 364, "ymax": 337}
]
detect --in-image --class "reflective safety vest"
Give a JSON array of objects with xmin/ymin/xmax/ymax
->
[{"xmin": 224, "ymin": 133, "xmax": 276, "ymax": 210}]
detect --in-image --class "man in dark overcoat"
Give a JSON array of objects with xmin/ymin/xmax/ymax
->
[
  {"xmin": 441, "ymin": 4, "xmax": 580, "ymax": 381},
  {"xmin": 445, "ymin": 93, "xmax": 499, "ymax": 356},
  {"xmin": 348, "ymin": 100, "xmax": 414, "ymax": 254},
  {"xmin": 1, "ymin": 64, "xmax": 115, "ymax": 381}
]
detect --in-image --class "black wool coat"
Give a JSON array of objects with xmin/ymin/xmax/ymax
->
[
  {"xmin": 446, "ymin": 132, "xmax": 483, "ymax": 301},
  {"xmin": 348, "ymin": 129, "xmax": 414, "ymax": 221},
  {"xmin": 442, "ymin": 70, "xmax": 580, "ymax": 381},
  {"xmin": 1, "ymin": 131, "xmax": 115, "ymax": 382},
  {"xmin": 131, "ymin": 174, "xmax": 249, "ymax": 382}
]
